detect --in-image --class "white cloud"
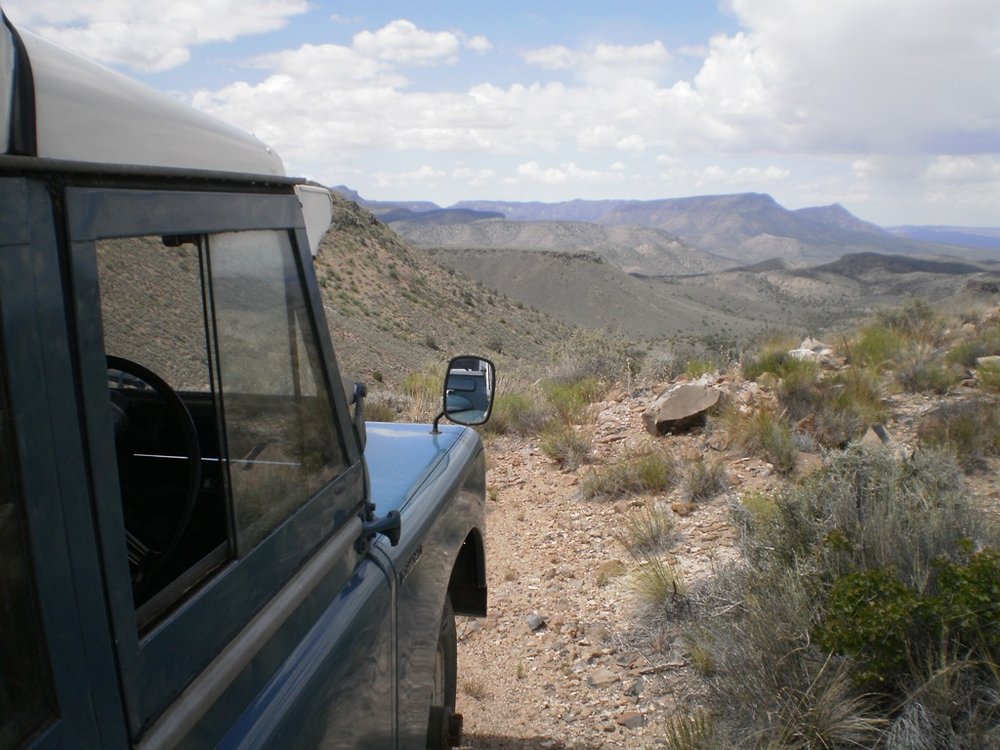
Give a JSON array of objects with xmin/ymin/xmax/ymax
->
[
  {"xmin": 24, "ymin": 2, "xmax": 995, "ymax": 222},
  {"xmin": 511, "ymin": 161, "xmax": 608, "ymax": 185},
  {"xmin": 713, "ymin": 0, "xmax": 1000, "ymax": 154},
  {"xmin": 463, "ymin": 35, "xmax": 493, "ymax": 53},
  {"xmin": 353, "ymin": 19, "xmax": 462, "ymax": 66},
  {"xmin": 923, "ymin": 155, "xmax": 1000, "ymax": 183},
  {"xmin": 4, "ymin": 0, "xmax": 308, "ymax": 72}
]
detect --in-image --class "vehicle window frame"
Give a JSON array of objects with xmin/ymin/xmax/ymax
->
[
  {"xmin": 0, "ymin": 177, "xmax": 125, "ymax": 748},
  {"xmin": 64, "ymin": 186, "xmax": 365, "ymax": 734}
]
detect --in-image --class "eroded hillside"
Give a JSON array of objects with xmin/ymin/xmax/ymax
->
[{"xmin": 315, "ymin": 194, "xmax": 574, "ymax": 387}]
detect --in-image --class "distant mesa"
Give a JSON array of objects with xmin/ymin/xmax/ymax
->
[{"xmin": 331, "ymin": 187, "xmax": 1000, "ymax": 270}]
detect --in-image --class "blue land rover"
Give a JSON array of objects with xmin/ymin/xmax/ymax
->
[{"xmin": 0, "ymin": 8, "xmax": 492, "ymax": 749}]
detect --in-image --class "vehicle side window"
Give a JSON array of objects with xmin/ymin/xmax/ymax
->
[
  {"xmin": 95, "ymin": 227, "xmax": 349, "ymax": 619},
  {"xmin": 0, "ymin": 338, "xmax": 57, "ymax": 749},
  {"xmin": 207, "ymin": 229, "xmax": 348, "ymax": 551}
]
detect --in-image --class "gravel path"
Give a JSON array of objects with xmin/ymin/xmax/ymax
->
[{"xmin": 454, "ymin": 395, "xmax": 752, "ymax": 750}]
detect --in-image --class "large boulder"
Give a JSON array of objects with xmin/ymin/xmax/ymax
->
[{"xmin": 642, "ymin": 383, "xmax": 724, "ymax": 436}]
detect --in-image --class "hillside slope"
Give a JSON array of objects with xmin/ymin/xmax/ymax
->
[
  {"xmin": 315, "ymin": 194, "xmax": 573, "ymax": 386},
  {"xmin": 395, "ymin": 218, "xmax": 729, "ymax": 275}
]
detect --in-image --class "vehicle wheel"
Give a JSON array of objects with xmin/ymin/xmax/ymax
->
[{"xmin": 426, "ymin": 593, "xmax": 461, "ymax": 749}]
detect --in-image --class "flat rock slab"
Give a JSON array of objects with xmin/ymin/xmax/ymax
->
[{"xmin": 642, "ymin": 383, "xmax": 724, "ymax": 436}]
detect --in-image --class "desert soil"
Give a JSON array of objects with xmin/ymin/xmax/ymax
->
[{"xmin": 453, "ymin": 388, "xmax": 783, "ymax": 750}]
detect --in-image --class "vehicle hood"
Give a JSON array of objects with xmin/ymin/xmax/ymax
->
[{"xmin": 364, "ymin": 423, "xmax": 469, "ymax": 516}]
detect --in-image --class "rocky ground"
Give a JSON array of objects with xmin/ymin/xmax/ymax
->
[
  {"xmin": 453, "ymin": 385, "xmax": 781, "ymax": 750},
  {"xmin": 453, "ymin": 362, "xmax": 1000, "ymax": 750}
]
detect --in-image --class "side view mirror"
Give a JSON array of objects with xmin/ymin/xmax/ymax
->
[{"xmin": 432, "ymin": 356, "xmax": 496, "ymax": 433}]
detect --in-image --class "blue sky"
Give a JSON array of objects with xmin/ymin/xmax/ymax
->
[{"xmin": 6, "ymin": 0, "xmax": 1000, "ymax": 226}]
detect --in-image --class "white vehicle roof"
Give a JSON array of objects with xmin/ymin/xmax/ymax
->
[{"xmin": 1, "ymin": 11, "xmax": 285, "ymax": 178}]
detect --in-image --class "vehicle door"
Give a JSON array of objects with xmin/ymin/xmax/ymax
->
[{"xmin": 63, "ymin": 185, "xmax": 396, "ymax": 749}]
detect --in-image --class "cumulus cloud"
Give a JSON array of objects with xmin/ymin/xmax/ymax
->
[
  {"xmin": 353, "ymin": 20, "xmax": 463, "ymax": 66},
  {"xmin": 23, "ymin": 1, "xmax": 997, "ymax": 221},
  {"xmin": 4, "ymin": 0, "xmax": 308, "ymax": 72}
]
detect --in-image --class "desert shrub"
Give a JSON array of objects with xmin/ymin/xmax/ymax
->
[
  {"xmin": 947, "ymin": 339, "xmax": 989, "ymax": 368},
  {"xmin": 729, "ymin": 408, "xmax": 797, "ymax": 474},
  {"xmin": 684, "ymin": 359, "xmax": 716, "ymax": 379},
  {"xmin": 815, "ymin": 568, "xmax": 934, "ymax": 687},
  {"xmin": 630, "ymin": 552, "xmax": 684, "ymax": 612},
  {"xmin": 543, "ymin": 376, "xmax": 604, "ymax": 423},
  {"xmin": 581, "ymin": 448, "xmax": 677, "ymax": 500},
  {"xmin": 772, "ymin": 362, "xmax": 886, "ymax": 449},
  {"xmin": 402, "ymin": 370, "xmax": 440, "ymax": 401},
  {"xmin": 741, "ymin": 346, "xmax": 789, "ymax": 381},
  {"xmin": 917, "ymin": 398, "xmax": 1000, "ymax": 470},
  {"xmin": 661, "ymin": 713, "xmax": 718, "ymax": 750},
  {"xmin": 548, "ymin": 329, "xmax": 641, "ymax": 384},
  {"xmin": 978, "ymin": 361, "xmax": 1000, "ymax": 391},
  {"xmin": 538, "ymin": 422, "xmax": 591, "ymax": 470},
  {"xmin": 776, "ymin": 356, "xmax": 821, "ymax": 419},
  {"xmin": 616, "ymin": 504, "xmax": 674, "ymax": 556},
  {"xmin": 834, "ymin": 365, "xmax": 889, "ymax": 424},
  {"xmin": 686, "ymin": 444, "xmax": 998, "ymax": 747},
  {"xmin": 877, "ymin": 299, "xmax": 943, "ymax": 343},
  {"xmin": 480, "ymin": 392, "xmax": 550, "ymax": 436},
  {"xmin": 852, "ymin": 322, "xmax": 907, "ymax": 368},
  {"xmin": 684, "ymin": 455, "xmax": 730, "ymax": 500},
  {"xmin": 815, "ymin": 548, "xmax": 1000, "ymax": 691},
  {"xmin": 365, "ymin": 397, "xmax": 399, "ymax": 423},
  {"xmin": 896, "ymin": 351, "xmax": 961, "ymax": 394}
]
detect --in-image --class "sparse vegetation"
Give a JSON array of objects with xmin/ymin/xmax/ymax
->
[
  {"xmin": 539, "ymin": 422, "xmax": 591, "ymax": 470},
  {"xmin": 543, "ymin": 376, "xmax": 605, "ymax": 423},
  {"xmin": 580, "ymin": 448, "xmax": 678, "ymax": 501},
  {"xmin": 615, "ymin": 504, "xmax": 674, "ymax": 556},
  {"xmin": 683, "ymin": 444, "xmax": 1000, "ymax": 748},
  {"xmin": 315, "ymin": 196, "xmax": 1000, "ymax": 744},
  {"xmin": 917, "ymin": 398, "xmax": 1000, "ymax": 470},
  {"xmin": 631, "ymin": 552, "xmax": 684, "ymax": 612},
  {"xmin": 684, "ymin": 455, "xmax": 729, "ymax": 500},
  {"xmin": 724, "ymin": 407, "xmax": 797, "ymax": 474},
  {"xmin": 480, "ymin": 391, "xmax": 550, "ymax": 436}
]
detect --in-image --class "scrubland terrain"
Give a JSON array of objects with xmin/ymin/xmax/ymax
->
[
  {"xmin": 447, "ymin": 304, "xmax": 1000, "ymax": 749},
  {"xmin": 316, "ymin": 195, "xmax": 1000, "ymax": 748}
]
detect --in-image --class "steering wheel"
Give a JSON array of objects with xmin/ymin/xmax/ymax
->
[{"xmin": 107, "ymin": 355, "xmax": 202, "ymax": 597}]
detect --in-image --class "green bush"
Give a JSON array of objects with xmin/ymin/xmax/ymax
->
[
  {"xmin": 815, "ymin": 568, "xmax": 933, "ymax": 687},
  {"xmin": 816, "ymin": 548, "xmax": 1000, "ymax": 690}
]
